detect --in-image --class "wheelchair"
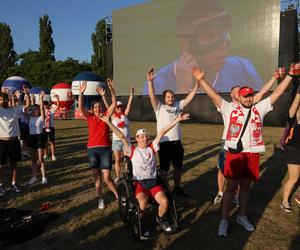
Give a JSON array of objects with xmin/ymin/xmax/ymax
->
[{"xmin": 117, "ymin": 157, "xmax": 179, "ymax": 240}]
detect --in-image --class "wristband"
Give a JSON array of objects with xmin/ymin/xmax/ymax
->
[{"xmin": 287, "ymin": 73, "xmax": 294, "ymax": 77}]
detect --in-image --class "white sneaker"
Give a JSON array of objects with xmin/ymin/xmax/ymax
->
[
  {"xmin": 213, "ymin": 192, "xmax": 223, "ymax": 206},
  {"xmin": 28, "ymin": 176, "xmax": 37, "ymax": 185},
  {"xmin": 42, "ymin": 177, "xmax": 48, "ymax": 185},
  {"xmin": 218, "ymin": 219, "xmax": 228, "ymax": 237},
  {"xmin": 98, "ymin": 198, "xmax": 105, "ymax": 209},
  {"xmin": 236, "ymin": 215, "xmax": 254, "ymax": 232},
  {"xmin": 233, "ymin": 194, "xmax": 239, "ymax": 206},
  {"xmin": 51, "ymin": 155, "xmax": 56, "ymax": 161}
]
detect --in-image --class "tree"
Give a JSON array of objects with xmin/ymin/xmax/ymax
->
[
  {"xmin": 0, "ymin": 23, "xmax": 17, "ymax": 82},
  {"xmin": 39, "ymin": 15, "xmax": 55, "ymax": 61},
  {"xmin": 91, "ymin": 19, "xmax": 107, "ymax": 77}
]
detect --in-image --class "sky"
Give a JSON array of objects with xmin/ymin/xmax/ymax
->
[
  {"xmin": 0, "ymin": 0, "xmax": 148, "ymax": 62},
  {"xmin": 0, "ymin": 0, "xmax": 298, "ymax": 63}
]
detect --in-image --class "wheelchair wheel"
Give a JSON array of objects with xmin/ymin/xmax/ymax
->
[
  {"xmin": 128, "ymin": 202, "xmax": 142, "ymax": 240},
  {"xmin": 166, "ymin": 198, "xmax": 179, "ymax": 232},
  {"xmin": 118, "ymin": 179, "xmax": 132, "ymax": 223}
]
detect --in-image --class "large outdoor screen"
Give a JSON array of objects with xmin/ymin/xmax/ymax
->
[{"xmin": 113, "ymin": 0, "xmax": 280, "ymax": 95}]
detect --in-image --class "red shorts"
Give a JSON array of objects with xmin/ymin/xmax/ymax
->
[
  {"xmin": 224, "ymin": 151, "xmax": 260, "ymax": 181},
  {"xmin": 134, "ymin": 181, "xmax": 163, "ymax": 199}
]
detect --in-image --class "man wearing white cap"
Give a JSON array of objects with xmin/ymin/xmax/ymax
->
[
  {"xmin": 99, "ymin": 112, "xmax": 189, "ymax": 235},
  {"xmin": 147, "ymin": 68, "xmax": 198, "ymax": 197},
  {"xmin": 192, "ymin": 65, "xmax": 295, "ymax": 237}
]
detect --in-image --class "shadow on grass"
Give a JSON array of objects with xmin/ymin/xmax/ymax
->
[{"xmin": 164, "ymin": 145, "xmax": 289, "ymax": 249}]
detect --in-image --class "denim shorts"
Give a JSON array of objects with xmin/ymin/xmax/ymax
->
[
  {"xmin": 112, "ymin": 140, "xmax": 125, "ymax": 151},
  {"xmin": 87, "ymin": 146, "xmax": 112, "ymax": 170}
]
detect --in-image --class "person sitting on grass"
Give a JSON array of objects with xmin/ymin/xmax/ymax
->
[{"xmin": 100, "ymin": 112, "xmax": 190, "ymax": 235}]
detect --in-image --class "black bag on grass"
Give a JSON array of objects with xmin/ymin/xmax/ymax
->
[{"xmin": 0, "ymin": 208, "xmax": 59, "ymax": 247}]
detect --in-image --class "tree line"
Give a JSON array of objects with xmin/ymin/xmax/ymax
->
[{"xmin": 0, "ymin": 15, "xmax": 109, "ymax": 89}]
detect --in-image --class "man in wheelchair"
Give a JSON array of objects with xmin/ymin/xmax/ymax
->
[{"xmin": 100, "ymin": 112, "xmax": 189, "ymax": 236}]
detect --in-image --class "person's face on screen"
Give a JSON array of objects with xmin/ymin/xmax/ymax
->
[
  {"xmin": 189, "ymin": 12, "xmax": 231, "ymax": 71},
  {"xmin": 164, "ymin": 92, "xmax": 175, "ymax": 106}
]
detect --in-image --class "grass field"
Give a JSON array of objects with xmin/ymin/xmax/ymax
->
[{"xmin": 0, "ymin": 120, "xmax": 299, "ymax": 250}]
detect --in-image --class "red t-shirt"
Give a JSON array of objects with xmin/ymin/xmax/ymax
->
[{"xmin": 86, "ymin": 113, "xmax": 111, "ymax": 147}]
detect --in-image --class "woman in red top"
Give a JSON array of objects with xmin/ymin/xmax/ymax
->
[{"xmin": 79, "ymin": 79, "xmax": 118, "ymax": 209}]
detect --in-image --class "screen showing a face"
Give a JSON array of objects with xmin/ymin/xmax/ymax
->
[{"xmin": 113, "ymin": 0, "xmax": 280, "ymax": 95}]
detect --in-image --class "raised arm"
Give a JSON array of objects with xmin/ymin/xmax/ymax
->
[
  {"xmin": 254, "ymin": 69, "xmax": 279, "ymax": 103},
  {"xmin": 191, "ymin": 66, "xmax": 222, "ymax": 109},
  {"xmin": 96, "ymin": 86, "xmax": 109, "ymax": 110},
  {"xmin": 125, "ymin": 86, "xmax": 134, "ymax": 116},
  {"xmin": 39, "ymin": 92, "xmax": 45, "ymax": 120},
  {"xmin": 153, "ymin": 112, "xmax": 190, "ymax": 145},
  {"xmin": 289, "ymin": 90, "xmax": 300, "ymax": 118},
  {"xmin": 100, "ymin": 114, "xmax": 130, "ymax": 154},
  {"xmin": 22, "ymin": 85, "xmax": 31, "ymax": 111},
  {"xmin": 147, "ymin": 68, "xmax": 159, "ymax": 110},
  {"xmin": 78, "ymin": 81, "xmax": 89, "ymax": 119},
  {"xmin": 269, "ymin": 64, "xmax": 295, "ymax": 105},
  {"xmin": 106, "ymin": 79, "xmax": 116, "ymax": 117},
  {"xmin": 181, "ymin": 80, "xmax": 199, "ymax": 108}
]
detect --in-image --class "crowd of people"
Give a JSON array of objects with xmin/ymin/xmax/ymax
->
[{"xmin": 0, "ymin": 63, "xmax": 299, "ymax": 237}]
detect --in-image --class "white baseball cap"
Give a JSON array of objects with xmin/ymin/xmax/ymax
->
[
  {"xmin": 117, "ymin": 101, "xmax": 123, "ymax": 106},
  {"xmin": 136, "ymin": 129, "xmax": 148, "ymax": 137}
]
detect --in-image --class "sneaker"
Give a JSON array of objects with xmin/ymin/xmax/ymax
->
[
  {"xmin": 11, "ymin": 183, "xmax": 21, "ymax": 193},
  {"xmin": 236, "ymin": 215, "xmax": 255, "ymax": 232},
  {"xmin": 280, "ymin": 202, "xmax": 293, "ymax": 213},
  {"xmin": 233, "ymin": 194, "xmax": 239, "ymax": 206},
  {"xmin": 218, "ymin": 219, "xmax": 228, "ymax": 237},
  {"xmin": 172, "ymin": 186, "xmax": 188, "ymax": 198},
  {"xmin": 27, "ymin": 176, "xmax": 37, "ymax": 185},
  {"xmin": 98, "ymin": 198, "xmax": 105, "ymax": 209},
  {"xmin": 156, "ymin": 215, "xmax": 172, "ymax": 232},
  {"xmin": 295, "ymin": 195, "xmax": 300, "ymax": 205},
  {"xmin": 42, "ymin": 177, "xmax": 48, "ymax": 185},
  {"xmin": 213, "ymin": 192, "xmax": 223, "ymax": 206},
  {"xmin": 51, "ymin": 155, "xmax": 56, "ymax": 161},
  {"xmin": 0, "ymin": 184, "xmax": 6, "ymax": 196}
]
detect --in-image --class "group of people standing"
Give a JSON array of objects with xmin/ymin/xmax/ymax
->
[
  {"xmin": 77, "ymin": 63, "xmax": 299, "ymax": 236},
  {"xmin": 0, "ymin": 63, "xmax": 299, "ymax": 237},
  {"xmin": 0, "ymin": 86, "xmax": 58, "ymax": 195}
]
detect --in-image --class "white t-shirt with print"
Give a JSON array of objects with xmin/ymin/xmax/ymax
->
[
  {"xmin": 155, "ymin": 100, "xmax": 185, "ymax": 142},
  {"xmin": 44, "ymin": 108, "xmax": 55, "ymax": 129},
  {"xmin": 0, "ymin": 106, "xmax": 24, "ymax": 137},
  {"xmin": 218, "ymin": 97, "xmax": 273, "ymax": 152},
  {"xmin": 112, "ymin": 113, "xmax": 130, "ymax": 140},
  {"xmin": 29, "ymin": 116, "xmax": 45, "ymax": 135},
  {"xmin": 129, "ymin": 141, "xmax": 160, "ymax": 181}
]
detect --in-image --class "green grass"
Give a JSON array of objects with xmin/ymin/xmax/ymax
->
[{"xmin": 0, "ymin": 120, "xmax": 299, "ymax": 250}]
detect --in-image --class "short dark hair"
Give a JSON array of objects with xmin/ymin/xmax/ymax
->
[
  {"xmin": 162, "ymin": 90, "xmax": 175, "ymax": 99},
  {"xmin": 0, "ymin": 92, "xmax": 9, "ymax": 99},
  {"xmin": 230, "ymin": 85, "xmax": 240, "ymax": 92}
]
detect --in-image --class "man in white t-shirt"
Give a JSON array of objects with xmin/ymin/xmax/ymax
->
[
  {"xmin": 191, "ymin": 65, "xmax": 294, "ymax": 237},
  {"xmin": 147, "ymin": 68, "xmax": 199, "ymax": 197},
  {"xmin": 214, "ymin": 71, "xmax": 280, "ymax": 206},
  {"xmin": 0, "ymin": 86, "xmax": 31, "ymax": 195}
]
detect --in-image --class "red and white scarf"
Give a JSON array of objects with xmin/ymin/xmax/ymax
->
[{"xmin": 225, "ymin": 104, "xmax": 266, "ymax": 153}]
